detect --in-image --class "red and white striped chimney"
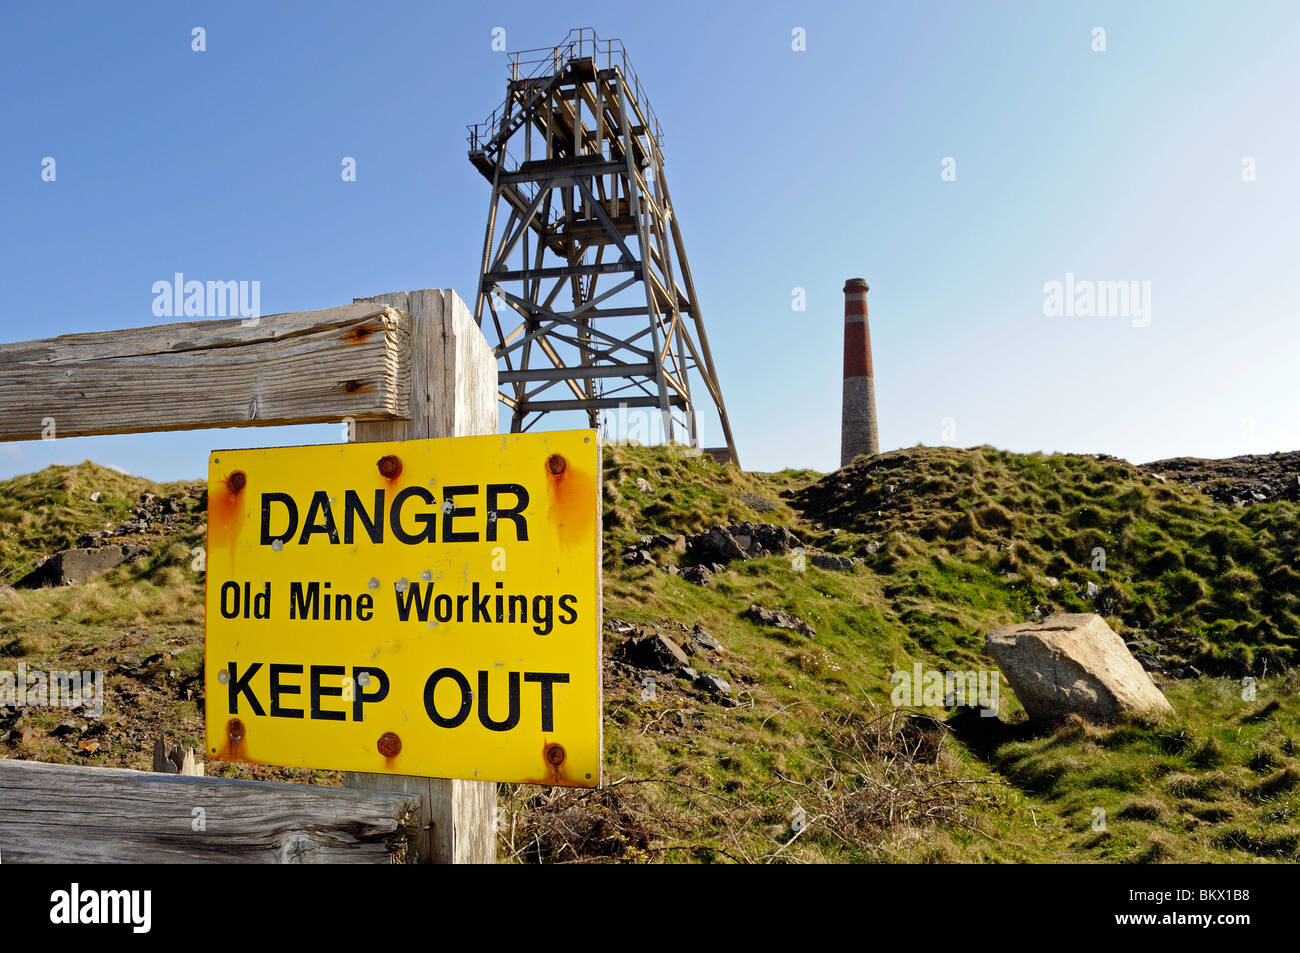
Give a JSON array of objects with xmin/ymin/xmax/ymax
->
[{"xmin": 840, "ymin": 278, "xmax": 879, "ymax": 467}]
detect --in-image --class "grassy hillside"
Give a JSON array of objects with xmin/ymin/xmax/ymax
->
[
  {"xmin": 0, "ymin": 462, "xmax": 198, "ymax": 584},
  {"xmin": 2, "ymin": 446, "xmax": 1298, "ymax": 862},
  {"xmin": 793, "ymin": 446, "xmax": 1300, "ymax": 675}
]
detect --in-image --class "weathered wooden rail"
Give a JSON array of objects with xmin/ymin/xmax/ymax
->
[
  {"xmin": 0, "ymin": 302, "xmax": 413, "ymax": 441},
  {"xmin": 0, "ymin": 760, "xmax": 419, "ymax": 863},
  {"xmin": 0, "ymin": 289, "xmax": 499, "ymax": 863}
]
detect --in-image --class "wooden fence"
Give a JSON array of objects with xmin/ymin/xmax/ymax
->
[{"xmin": 0, "ymin": 289, "xmax": 498, "ymax": 863}]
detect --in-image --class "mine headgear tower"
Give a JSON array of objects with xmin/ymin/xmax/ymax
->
[{"xmin": 467, "ymin": 28, "xmax": 739, "ymax": 465}]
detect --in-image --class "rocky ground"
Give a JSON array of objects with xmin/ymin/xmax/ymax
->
[{"xmin": 1141, "ymin": 451, "xmax": 1300, "ymax": 507}]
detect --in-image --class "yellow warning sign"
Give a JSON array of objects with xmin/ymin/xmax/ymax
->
[{"xmin": 204, "ymin": 430, "xmax": 602, "ymax": 787}]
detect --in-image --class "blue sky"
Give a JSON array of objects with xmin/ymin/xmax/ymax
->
[{"xmin": 2, "ymin": 0, "xmax": 1297, "ymax": 481}]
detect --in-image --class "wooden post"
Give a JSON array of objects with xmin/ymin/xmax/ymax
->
[
  {"xmin": 152, "ymin": 735, "xmax": 205, "ymax": 776},
  {"xmin": 341, "ymin": 289, "xmax": 499, "ymax": 864}
]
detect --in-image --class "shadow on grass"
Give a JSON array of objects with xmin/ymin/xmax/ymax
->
[{"xmin": 945, "ymin": 705, "xmax": 1039, "ymax": 759}]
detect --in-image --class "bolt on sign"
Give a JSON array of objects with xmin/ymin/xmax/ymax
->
[{"xmin": 204, "ymin": 430, "xmax": 602, "ymax": 787}]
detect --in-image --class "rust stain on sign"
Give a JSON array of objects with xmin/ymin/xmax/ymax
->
[
  {"xmin": 207, "ymin": 463, "xmax": 246, "ymax": 573},
  {"xmin": 544, "ymin": 741, "xmax": 566, "ymax": 783},
  {"xmin": 545, "ymin": 444, "xmax": 594, "ymax": 549},
  {"xmin": 213, "ymin": 716, "xmax": 262, "ymax": 763}
]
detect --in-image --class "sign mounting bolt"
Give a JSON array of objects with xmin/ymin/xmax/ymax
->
[
  {"xmin": 377, "ymin": 732, "xmax": 402, "ymax": 757},
  {"xmin": 227, "ymin": 471, "xmax": 246, "ymax": 494},
  {"xmin": 546, "ymin": 454, "xmax": 566, "ymax": 474},
  {"xmin": 377, "ymin": 455, "xmax": 402, "ymax": 479},
  {"xmin": 545, "ymin": 743, "xmax": 566, "ymax": 766}
]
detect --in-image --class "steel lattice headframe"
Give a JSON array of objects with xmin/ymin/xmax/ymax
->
[{"xmin": 467, "ymin": 28, "xmax": 739, "ymax": 465}]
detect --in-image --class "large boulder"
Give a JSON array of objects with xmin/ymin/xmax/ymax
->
[
  {"xmin": 986, "ymin": 613, "xmax": 1173, "ymax": 725},
  {"xmin": 18, "ymin": 544, "xmax": 142, "ymax": 588}
]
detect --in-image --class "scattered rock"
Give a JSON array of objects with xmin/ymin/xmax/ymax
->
[
  {"xmin": 744, "ymin": 604, "xmax": 816, "ymax": 639},
  {"xmin": 811, "ymin": 552, "xmax": 860, "ymax": 572},
  {"xmin": 685, "ymin": 522, "xmax": 803, "ymax": 565},
  {"xmin": 986, "ymin": 613, "xmax": 1174, "ymax": 726},
  {"xmin": 689, "ymin": 525, "xmax": 745, "ymax": 562},
  {"xmin": 1134, "ymin": 652, "xmax": 1164, "ymax": 672},
  {"xmin": 635, "ymin": 477, "xmax": 652, "ymax": 493},
  {"xmin": 4, "ymin": 727, "xmax": 33, "ymax": 746},
  {"xmin": 1085, "ymin": 581, "xmax": 1100, "ymax": 599},
  {"xmin": 680, "ymin": 666, "xmax": 699, "ymax": 682},
  {"xmin": 679, "ymin": 565, "xmax": 713, "ymax": 586},
  {"xmin": 620, "ymin": 632, "xmax": 690, "ymax": 674},
  {"xmin": 737, "ymin": 491, "xmax": 779, "ymax": 513},
  {"xmin": 620, "ymin": 532, "xmax": 686, "ymax": 566},
  {"xmin": 687, "ymin": 625, "xmax": 724, "ymax": 654},
  {"xmin": 694, "ymin": 673, "xmax": 732, "ymax": 696}
]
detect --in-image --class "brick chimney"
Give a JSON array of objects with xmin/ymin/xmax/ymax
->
[{"xmin": 840, "ymin": 278, "xmax": 878, "ymax": 467}]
